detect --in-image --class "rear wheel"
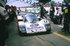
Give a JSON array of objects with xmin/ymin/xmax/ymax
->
[
  {"xmin": 18, "ymin": 28, "xmax": 26, "ymax": 36},
  {"xmin": 18, "ymin": 28, "xmax": 23, "ymax": 36}
]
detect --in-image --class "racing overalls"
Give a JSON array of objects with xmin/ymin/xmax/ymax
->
[
  {"xmin": 40, "ymin": 6, "xmax": 45, "ymax": 19},
  {"xmin": 64, "ymin": 7, "xmax": 69, "ymax": 32},
  {"xmin": 50, "ymin": 6, "xmax": 55, "ymax": 20}
]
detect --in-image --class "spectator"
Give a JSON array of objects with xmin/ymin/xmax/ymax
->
[
  {"xmin": 17, "ymin": 7, "xmax": 21, "ymax": 16},
  {"xmin": 5, "ymin": 5, "xmax": 9, "ymax": 11},
  {"xmin": 0, "ymin": 3, "xmax": 8, "ymax": 46},
  {"xmin": 9, "ymin": 6, "xmax": 16, "ymax": 21},
  {"xmin": 13, "ymin": 6, "xmax": 17, "ymax": 18}
]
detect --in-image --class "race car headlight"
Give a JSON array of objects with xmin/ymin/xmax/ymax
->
[
  {"xmin": 19, "ymin": 26, "xmax": 26, "ymax": 31},
  {"xmin": 45, "ymin": 24, "xmax": 50, "ymax": 28},
  {"xmin": 20, "ymin": 28, "xmax": 25, "ymax": 31},
  {"xmin": 19, "ymin": 26, "xmax": 26, "ymax": 33}
]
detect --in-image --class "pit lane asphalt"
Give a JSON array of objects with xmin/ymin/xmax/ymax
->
[{"xmin": 5, "ymin": 14, "xmax": 70, "ymax": 46}]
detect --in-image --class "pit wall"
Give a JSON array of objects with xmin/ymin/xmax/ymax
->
[{"xmin": 17, "ymin": 7, "xmax": 62, "ymax": 15}]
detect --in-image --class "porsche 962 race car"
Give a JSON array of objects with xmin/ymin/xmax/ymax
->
[{"xmin": 17, "ymin": 14, "xmax": 51, "ymax": 34}]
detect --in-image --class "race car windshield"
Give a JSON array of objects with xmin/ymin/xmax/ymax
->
[{"xmin": 25, "ymin": 15, "xmax": 38, "ymax": 23}]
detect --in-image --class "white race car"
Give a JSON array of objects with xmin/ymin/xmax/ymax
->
[{"xmin": 17, "ymin": 14, "xmax": 51, "ymax": 34}]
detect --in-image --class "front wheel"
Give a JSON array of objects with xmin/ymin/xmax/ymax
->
[
  {"xmin": 46, "ymin": 29, "xmax": 51, "ymax": 34},
  {"xmin": 18, "ymin": 29, "xmax": 23, "ymax": 36}
]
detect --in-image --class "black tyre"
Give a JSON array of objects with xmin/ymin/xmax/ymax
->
[
  {"xmin": 18, "ymin": 28, "xmax": 26, "ymax": 36},
  {"xmin": 18, "ymin": 28, "xmax": 23, "ymax": 36},
  {"xmin": 46, "ymin": 29, "xmax": 51, "ymax": 34}
]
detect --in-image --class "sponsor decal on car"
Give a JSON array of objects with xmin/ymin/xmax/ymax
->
[{"xmin": 30, "ymin": 24, "xmax": 39, "ymax": 27}]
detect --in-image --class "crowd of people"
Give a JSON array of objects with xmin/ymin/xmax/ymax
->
[
  {"xmin": 39, "ymin": 3, "xmax": 70, "ymax": 33},
  {"xmin": 61, "ymin": 3, "xmax": 70, "ymax": 33},
  {"xmin": 49, "ymin": 3, "xmax": 70, "ymax": 33},
  {"xmin": 0, "ymin": 3, "xmax": 17, "ymax": 46}
]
